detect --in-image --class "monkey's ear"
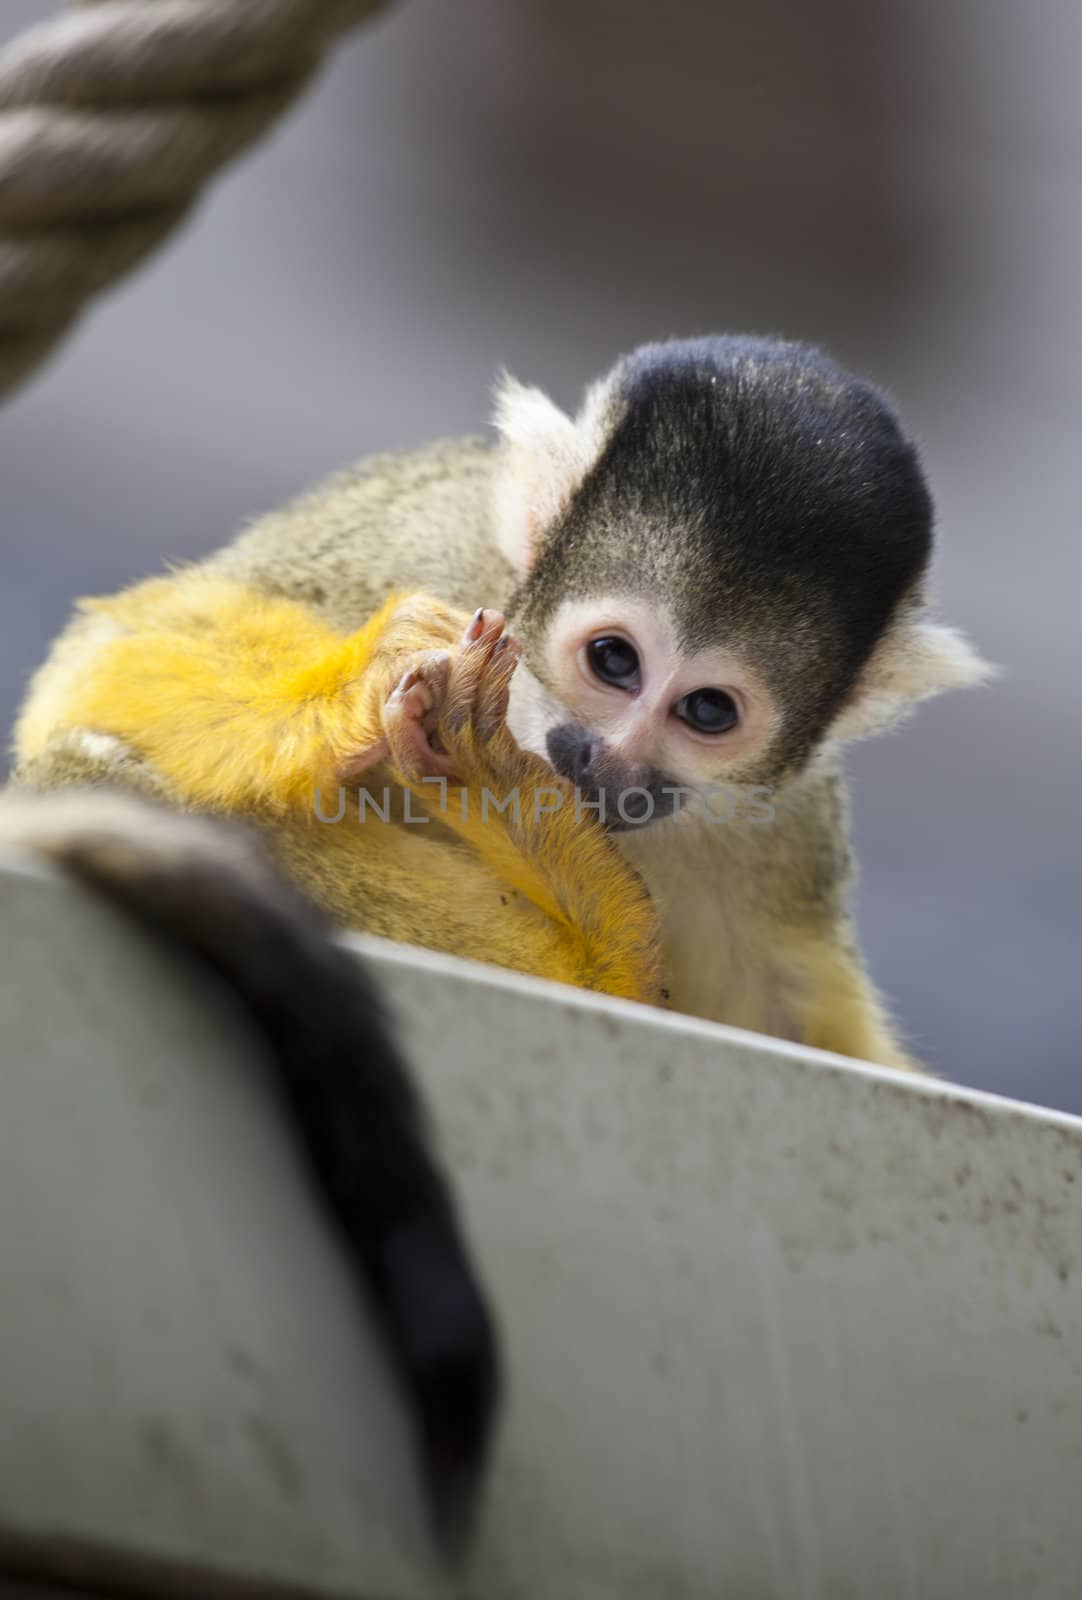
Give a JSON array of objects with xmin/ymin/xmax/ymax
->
[
  {"xmin": 491, "ymin": 373, "xmax": 598, "ymax": 572},
  {"xmin": 828, "ymin": 615, "xmax": 997, "ymax": 741}
]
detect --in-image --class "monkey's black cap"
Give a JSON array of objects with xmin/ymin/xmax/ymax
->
[{"xmin": 529, "ymin": 334, "xmax": 935, "ymax": 751}]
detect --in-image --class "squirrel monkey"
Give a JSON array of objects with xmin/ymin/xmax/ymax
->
[{"xmin": 12, "ymin": 334, "xmax": 992, "ymax": 1072}]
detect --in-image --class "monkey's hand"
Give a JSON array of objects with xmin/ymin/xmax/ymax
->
[
  {"xmin": 379, "ymin": 609, "xmax": 524, "ymax": 793},
  {"xmin": 336, "ymin": 595, "xmax": 467, "ymax": 784},
  {"xmin": 381, "ymin": 609, "xmax": 663, "ymax": 1006}
]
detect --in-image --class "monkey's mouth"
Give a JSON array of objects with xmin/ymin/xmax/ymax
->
[
  {"xmin": 543, "ymin": 724, "xmax": 679, "ymax": 832},
  {"xmin": 578, "ymin": 784, "xmax": 678, "ymax": 833}
]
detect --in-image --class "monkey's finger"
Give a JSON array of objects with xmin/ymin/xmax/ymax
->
[
  {"xmin": 386, "ymin": 653, "xmax": 452, "ymax": 723},
  {"xmin": 386, "ymin": 714, "xmax": 456, "ymax": 785},
  {"xmin": 473, "ymin": 634, "xmax": 522, "ymax": 742},
  {"xmin": 384, "ymin": 653, "xmax": 459, "ymax": 782},
  {"xmin": 462, "ymin": 607, "xmax": 505, "ymax": 646},
  {"xmin": 442, "ymin": 618, "xmax": 513, "ymax": 739}
]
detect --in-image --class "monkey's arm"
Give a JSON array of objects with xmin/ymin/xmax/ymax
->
[
  {"xmin": 380, "ymin": 612, "xmax": 663, "ymax": 1007},
  {"xmin": 14, "ymin": 575, "xmax": 466, "ymax": 816},
  {"xmin": 15, "ymin": 577, "xmax": 661, "ymax": 1005}
]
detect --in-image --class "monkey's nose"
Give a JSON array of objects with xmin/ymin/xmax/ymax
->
[{"xmin": 545, "ymin": 724, "xmax": 597, "ymax": 786}]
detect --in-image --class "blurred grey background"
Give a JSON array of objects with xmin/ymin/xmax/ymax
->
[{"xmin": 2, "ymin": 0, "xmax": 1079, "ymax": 1108}]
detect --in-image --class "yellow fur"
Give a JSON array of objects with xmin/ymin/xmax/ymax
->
[
  {"xmin": 797, "ymin": 938, "xmax": 923, "ymax": 1074},
  {"xmin": 13, "ymin": 572, "xmax": 661, "ymax": 1006},
  {"xmin": 17, "ymin": 576, "xmax": 411, "ymax": 810}
]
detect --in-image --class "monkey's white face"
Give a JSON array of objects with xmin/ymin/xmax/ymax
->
[
  {"xmin": 493, "ymin": 353, "xmax": 993, "ymax": 816},
  {"xmin": 507, "ymin": 596, "xmax": 780, "ymax": 810}
]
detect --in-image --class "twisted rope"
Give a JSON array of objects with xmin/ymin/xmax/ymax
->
[{"xmin": 0, "ymin": 0, "xmax": 392, "ymax": 401}]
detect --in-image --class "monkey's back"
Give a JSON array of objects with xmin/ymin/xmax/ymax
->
[{"xmin": 208, "ymin": 436, "xmax": 518, "ymax": 630}]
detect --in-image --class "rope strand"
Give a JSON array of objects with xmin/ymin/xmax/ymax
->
[{"xmin": 0, "ymin": 0, "xmax": 391, "ymax": 400}]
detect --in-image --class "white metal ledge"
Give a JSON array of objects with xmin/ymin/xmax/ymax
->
[{"xmin": 1, "ymin": 858, "xmax": 1081, "ymax": 1598}]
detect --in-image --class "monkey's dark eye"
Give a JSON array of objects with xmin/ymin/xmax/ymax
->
[
  {"xmin": 587, "ymin": 636, "xmax": 640, "ymax": 690},
  {"xmin": 676, "ymin": 689, "xmax": 739, "ymax": 735}
]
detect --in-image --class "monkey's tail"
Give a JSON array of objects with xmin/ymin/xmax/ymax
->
[{"xmin": 0, "ymin": 787, "xmax": 500, "ymax": 1559}]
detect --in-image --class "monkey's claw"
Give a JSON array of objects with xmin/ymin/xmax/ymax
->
[{"xmin": 463, "ymin": 607, "xmax": 506, "ymax": 647}]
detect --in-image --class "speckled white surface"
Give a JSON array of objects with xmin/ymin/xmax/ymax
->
[
  {"xmin": 2, "ymin": 858, "xmax": 1082, "ymax": 1599},
  {"xmin": 0, "ymin": 861, "xmax": 443, "ymax": 1600}
]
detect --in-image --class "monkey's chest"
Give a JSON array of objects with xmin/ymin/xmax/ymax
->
[{"xmin": 621, "ymin": 827, "xmax": 804, "ymax": 1043}]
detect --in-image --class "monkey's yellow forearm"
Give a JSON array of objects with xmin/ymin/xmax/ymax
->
[
  {"xmin": 15, "ymin": 572, "xmax": 662, "ymax": 1006},
  {"xmin": 14, "ymin": 574, "xmax": 426, "ymax": 815}
]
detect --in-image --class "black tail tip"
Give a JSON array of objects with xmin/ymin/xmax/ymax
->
[{"xmin": 373, "ymin": 1216, "xmax": 503, "ymax": 1561}]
